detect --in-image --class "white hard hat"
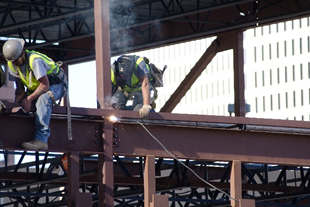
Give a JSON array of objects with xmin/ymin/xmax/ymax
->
[{"xmin": 2, "ymin": 39, "xmax": 25, "ymax": 61}]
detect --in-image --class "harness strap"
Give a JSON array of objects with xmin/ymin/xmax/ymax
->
[{"xmin": 47, "ymin": 91, "xmax": 56, "ymax": 105}]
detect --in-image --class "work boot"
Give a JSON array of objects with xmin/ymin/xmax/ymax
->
[{"xmin": 21, "ymin": 138, "xmax": 48, "ymax": 150}]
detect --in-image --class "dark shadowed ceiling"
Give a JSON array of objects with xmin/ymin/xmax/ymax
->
[{"xmin": 0, "ymin": 0, "xmax": 310, "ymax": 64}]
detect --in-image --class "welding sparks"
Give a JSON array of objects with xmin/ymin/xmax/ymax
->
[{"xmin": 109, "ymin": 115, "xmax": 119, "ymax": 123}]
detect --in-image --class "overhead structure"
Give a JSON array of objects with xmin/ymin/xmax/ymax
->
[
  {"xmin": 1, "ymin": 0, "xmax": 310, "ymax": 207},
  {"xmin": 0, "ymin": 0, "xmax": 310, "ymax": 63}
]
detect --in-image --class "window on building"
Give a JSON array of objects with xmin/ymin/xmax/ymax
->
[
  {"xmin": 293, "ymin": 91, "xmax": 296, "ymax": 107},
  {"xmin": 300, "ymin": 64, "xmax": 303, "ymax": 80},
  {"xmin": 263, "ymin": 96, "xmax": 265, "ymax": 112},
  {"xmin": 222, "ymin": 80, "xmax": 225, "ymax": 95},
  {"xmin": 228, "ymin": 79, "xmax": 230, "ymax": 94},
  {"xmin": 286, "ymin": 92, "xmax": 288, "ymax": 108},
  {"xmin": 292, "ymin": 39, "xmax": 295, "ymax": 55},
  {"xmin": 292, "ymin": 65, "xmax": 295, "ymax": 81},
  {"xmin": 308, "ymin": 62, "xmax": 310, "ymax": 79},
  {"xmin": 277, "ymin": 42, "xmax": 279, "ymax": 58},
  {"xmin": 308, "ymin": 62, "xmax": 310, "ymax": 78},
  {"xmin": 262, "ymin": 71, "xmax": 265, "ymax": 86},
  {"xmin": 262, "ymin": 45, "xmax": 264, "ymax": 61},
  {"xmin": 269, "ymin": 44, "xmax": 272, "ymax": 59},
  {"xmin": 270, "ymin": 69, "xmax": 272, "ymax": 85},
  {"xmin": 254, "ymin": 28, "xmax": 256, "ymax": 37},
  {"xmin": 300, "ymin": 38, "xmax": 303, "ymax": 54},
  {"xmin": 300, "ymin": 19, "xmax": 302, "ymax": 28},
  {"xmin": 261, "ymin": 27, "xmax": 264, "ymax": 35},
  {"xmin": 284, "ymin": 41, "xmax": 287, "ymax": 57},
  {"xmin": 292, "ymin": 21, "xmax": 294, "ymax": 30},
  {"xmin": 284, "ymin": 22, "xmax": 286, "ymax": 31},
  {"xmin": 269, "ymin": 25, "xmax": 271, "ymax": 34},
  {"xmin": 308, "ymin": 17, "xmax": 310, "ymax": 26},
  {"xmin": 277, "ymin": 68, "xmax": 280, "ymax": 84},
  {"xmin": 254, "ymin": 46, "xmax": 257, "ymax": 62},
  {"xmin": 255, "ymin": 97, "xmax": 258, "ymax": 113},
  {"xmin": 308, "ymin": 36, "xmax": 310, "ymax": 52},
  {"xmin": 301, "ymin": 89, "xmax": 304, "ymax": 106},
  {"xmin": 255, "ymin": 72, "xmax": 257, "ymax": 88},
  {"xmin": 278, "ymin": 93, "xmax": 281, "ymax": 109},
  {"xmin": 285, "ymin": 67, "xmax": 288, "ymax": 82},
  {"xmin": 217, "ymin": 81, "xmax": 219, "ymax": 96},
  {"xmin": 270, "ymin": 95, "xmax": 273, "ymax": 111},
  {"xmin": 276, "ymin": 23, "xmax": 279, "ymax": 32}
]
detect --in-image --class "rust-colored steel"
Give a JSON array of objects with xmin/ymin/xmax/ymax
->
[
  {"xmin": 233, "ymin": 31, "xmax": 246, "ymax": 116},
  {"xmin": 159, "ymin": 32, "xmax": 232, "ymax": 113},
  {"xmin": 112, "ymin": 122, "xmax": 310, "ymax": 166},
  {"xmin": 68, "ymin": 152, "xmax": 79, "ymax": 207},
  {"xmin": 0, "ymin": 113, "xmax": 103, "ymax": 152}
]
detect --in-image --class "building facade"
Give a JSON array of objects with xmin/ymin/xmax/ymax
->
[{"xmin": 133, "ymin": 16, "xmax": 310, "ymax": 121}]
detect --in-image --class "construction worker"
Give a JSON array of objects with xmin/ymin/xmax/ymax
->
[
  {"xmin": 110, "ymin": 55, "xmax": 153, "ymax": 118},
  {"xmin": 2, "ymin": 38, "xmax": 68, "ymax": 150}
]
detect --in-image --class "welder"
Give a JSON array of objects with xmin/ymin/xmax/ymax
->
[{"xmin": 110, "ymin": 55, "xmax": 156, "ymax": 119}]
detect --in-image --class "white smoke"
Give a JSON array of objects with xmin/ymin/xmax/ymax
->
[{"xmin": 104, "ymin": 94, "xmax": 118, "ymax": 109}]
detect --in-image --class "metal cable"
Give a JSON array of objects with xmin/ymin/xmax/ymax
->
[{"xmin": 136, "ymin": 121, "xmax": 239, "ymax": 202}]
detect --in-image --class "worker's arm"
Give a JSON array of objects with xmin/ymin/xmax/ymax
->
[
  {"xmin": 22, "ymin": 75, "xmax": 50, "ymax": 112},
  {"xmin": 139, "ymin": 74, "xmax": 152, "ymax": 118},
  {"xmin": 14, "ymin": 79, "xmax": 25, "ymax": 103},
  {"xmin": 140, "ymin": 74, "xmax": 150, "ymax": 105}
]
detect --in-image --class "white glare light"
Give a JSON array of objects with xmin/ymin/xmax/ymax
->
[{"xmin": 109, "ymin": 116, "xmax": 119, "ymax": 123}]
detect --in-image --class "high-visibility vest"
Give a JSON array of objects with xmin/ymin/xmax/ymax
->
[{"xmin": 7, "ymin": 50, "xmax": 65, "ymax": 93}]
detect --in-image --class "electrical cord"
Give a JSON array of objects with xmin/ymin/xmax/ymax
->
[{"xmin": 136, "ymin": 121, "xmax": 239, "ymax": 202}]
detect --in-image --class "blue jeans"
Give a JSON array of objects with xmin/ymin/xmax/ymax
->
[{"xmin": 34, "ymin": 84, "xmax": 67, "ymax": 143}]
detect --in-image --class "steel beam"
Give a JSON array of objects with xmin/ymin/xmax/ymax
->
[{"xmin": 112, "ymin": 122, "xmax": 310, "ymax": 166}]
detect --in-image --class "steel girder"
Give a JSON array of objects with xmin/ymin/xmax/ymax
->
[
  {"xmin": 1, "ymin": 0, "xmax": 310, "ymax": 63},
  {"xmin": 1, "ymin": 105, "xmax": 310, "ymax": 206},
  {"xmin": 1, "ymin": 150, "xmax": 310, "ymax": 206}
]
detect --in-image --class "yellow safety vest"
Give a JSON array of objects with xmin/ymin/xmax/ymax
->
[{"xmin": 7, "ymin": 50, "xmax": 62, "ymax": 92}]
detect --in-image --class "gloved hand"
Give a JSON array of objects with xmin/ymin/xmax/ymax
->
[
  {"xmin": 139, "ymin": 104, "xmax": 152, "ymax": 119},
  {"xmin": 0, "ymin": 101, "xmax": 6, "ymax": 113}
]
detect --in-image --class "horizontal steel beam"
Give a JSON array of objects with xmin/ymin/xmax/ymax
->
[{"xmin": 112, "ymin": 122, "xmax": 310, "ymax": 166}]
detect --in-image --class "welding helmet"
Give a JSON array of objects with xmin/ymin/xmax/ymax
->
[
  {"xmin": 114, "ymin": 56, "xmax": 134, "ymax": 85},
  {"xmin": 2, "ymin": 39, "xmax": 25, "ymax": 62}
]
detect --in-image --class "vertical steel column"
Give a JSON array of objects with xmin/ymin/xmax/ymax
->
[
  {"xmin": 230, "ymin": 160, "xmax": 241, "ymax": 207},
  {"xmin": 233, "ymin": 31, "xmax": 246, "ymax": 116},
  {"xmin": 62, "ymin": 64, "xmax": 69, "ymax": 106},
  {"xmin": 144, "ymin": 155, "xmax": 155, "ymax": 207},
  {"xmin": 94, "ymin": 0, "xmax": 114, "ymax": 206},
  {"xmin": 68, "ymin": 151, "xmax": 79, "ymax": 207},
  {"xmin": 98, "ymin": 121, "xmax": 114, "ymax": 206},
  {"xmin": 94, "ymin": 0, "xmax": 111, "ymax": 108}
]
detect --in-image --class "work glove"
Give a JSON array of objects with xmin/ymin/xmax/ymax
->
[
  {"xmin": 0, "ymin": 101, "xmax": 6, "ymax": 113},
  {"xmin": 139, "ymin": 104, "xmax": 152, "ymax": 119}
]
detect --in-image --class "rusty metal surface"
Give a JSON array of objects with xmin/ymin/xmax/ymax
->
[
  {"xmin": 112, "ymin": 122, "xmax": 310, "ymax": 166},
  {"xmin": 0, "ymin": 112, "xmax": 103, "ymax": 152}
]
